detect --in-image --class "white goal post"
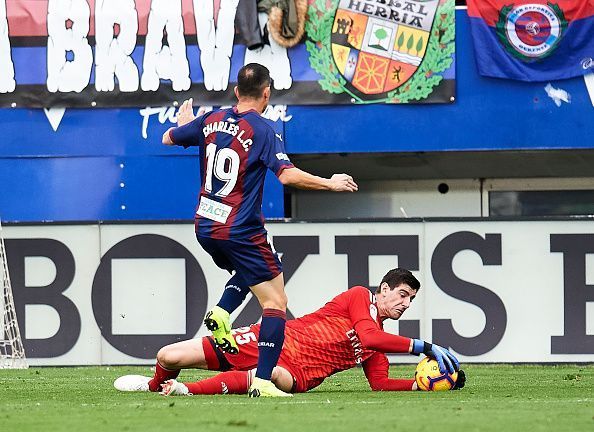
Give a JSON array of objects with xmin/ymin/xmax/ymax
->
[{"xmin": 0, "ymin": 220, "xmax": 27, "ymax": 369}]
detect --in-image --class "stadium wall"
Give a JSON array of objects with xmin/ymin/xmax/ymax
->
[
  {"xmin": 1, "ymin": 9, "xmax": 594, "ymax": 223},
  {"xmin": 3, "ymin": 220, "xmax": 594, "ymax": 365}
]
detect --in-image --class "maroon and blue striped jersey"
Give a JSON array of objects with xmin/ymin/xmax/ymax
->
[{"xmin": 170, "ymin": 107, "xmax": 294, "ymax": 239}]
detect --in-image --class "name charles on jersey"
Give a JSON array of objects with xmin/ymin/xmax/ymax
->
[{"xmin": 203, "ymin": 120, "xmax": 253, "ymax": 151}]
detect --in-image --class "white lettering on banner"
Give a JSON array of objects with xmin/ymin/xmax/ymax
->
[
  {"xmin": 244, "ymin": 13, "xmax": 292, "ymax": 90},
  {"xmin": 141, "ymin": 0, "xmax": 190, "ymax": 92},
  {"xmin": 193, "ymin": 0, "xmax": 239, "ymax": 91},
  {"xmin": 47, "ymin": 0, "xmax": 93, "ymax": 93},
  {"xmin": 139, "ymin": 106, "xmax": 177, "ymax": 139},
  {"xmin": 196, "ymin": 196, "xmax": 232, "ymax": 223},
  {"xmin": 0, "ymin": 0, "xmax": 15, "ymax": 93},
  {"xmin": 262, "ymin": 105, "xmax": 293, "ymax": 122},
  {"xmin": 139, "ymin": 105, "xmax": 291, "ymax": 139},
  {"xmin": 95, "ymin": 0, "xmax": 139, "ymax": 92}
]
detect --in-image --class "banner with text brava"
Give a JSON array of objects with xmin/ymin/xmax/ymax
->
[
  {"xmin": 3, "ymin": 220, "xmax": 593, "ymax": 365},
  {"xmin": 0, "ymin": 0, "xmax": 455, "ymax": 107}
]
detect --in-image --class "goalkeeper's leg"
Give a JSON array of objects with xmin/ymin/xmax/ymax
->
[
  {"xmin": 115, "ymin": 338, "xmax": 210, "ymax": 392},
  {"xmin": 163, "ymin": 367, "xmax": 296, "ymax": 396}
]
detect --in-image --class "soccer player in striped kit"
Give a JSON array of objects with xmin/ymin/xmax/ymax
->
[
  {"xmin": 160, "ymin": 63, "xmax": 358, "ymax": 397},
  {"xmin": 115, "ymin": 268, "xmax": 465, "ymax": 395}
]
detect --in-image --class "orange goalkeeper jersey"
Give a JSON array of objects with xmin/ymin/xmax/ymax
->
[{"xmin": 227, "ymin": 286, "xmax": 413, "ymax": 391}]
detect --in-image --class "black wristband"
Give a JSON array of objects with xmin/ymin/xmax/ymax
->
[{"xmin": 422, "ymin": 342, "xmax": 432, "ymax": 355}]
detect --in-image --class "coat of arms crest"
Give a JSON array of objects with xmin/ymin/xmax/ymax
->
[{"xmin": 306, "ymin": 0, "xmax": 455, "ymax": 103}]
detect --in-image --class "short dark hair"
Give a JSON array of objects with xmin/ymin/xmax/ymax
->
[
  {"xmin": 376, "ymin": 268, "xmax": 420, "ymax": 294},
  {"xmin": 237, "ymin": 63, "xmax": 271, "ymax": 99}
]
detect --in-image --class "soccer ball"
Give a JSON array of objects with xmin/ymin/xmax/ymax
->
[{"xmin": 415, "ymin": 356, "xmax": 458, "ymax": 391}]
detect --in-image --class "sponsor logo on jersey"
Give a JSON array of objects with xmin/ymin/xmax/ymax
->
[
  {"xmin": 196, "ymin": 196, "xmax": 232, "ymax": 224},
  {"xmin": 221, "ymin": 382, "xmax": 229, "ymax": 394},
  {"xmin": 346, "ymin": 328, "xmax": 364, "ymax": 364},
  {"xmin": 276, "ymin": 152, "xmax": 290, "ymax": 161}
]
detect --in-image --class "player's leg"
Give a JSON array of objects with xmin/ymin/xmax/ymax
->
[
  {"xmin": 203, "ymin": 273, "xmax": 250, "ymax": 354},
  {"xmin": 270, "ymin": 366, "xmax": 296, "ymax": 392},
  {"xmin": 197, "ymin": 236, "xmax": 244, "ymax": 354},
  {"xmin": 156, "ymin": 338, "xmax": 210, "ymax": 369},
  {"xmin": 162, "ymin": 366, "xmax": 296, "ymax": 396},
  {"xmin": 216, "ymin": 272, "xmax": 251, "ymax": 315},
  {"xmin": 149, "ymin": 338, "xmax": 212, "ymax": 391},
  {"xmin": 114, "ymin": 338, "xmax": 209, "ymax": 392},
  {"xmin": 247, "ymin": 273, "xmax": 292, "ymax": 397},
  {"xmin": 220, "ymin": 233, "xmax": 290, "ymax": 397}
]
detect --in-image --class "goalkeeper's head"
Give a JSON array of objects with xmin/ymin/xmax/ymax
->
[
  {"xmin": 377, "ymin": 268, "xmax": 420, "ymax": 294},
  {"xmin": 375, "ymin": 268, "xmax": 420, "ymax": 320},
  {"xmin": 235, "ymin": 63, "xmax": 272, "ymax": 112}
]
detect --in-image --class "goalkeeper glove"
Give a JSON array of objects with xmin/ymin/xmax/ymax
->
[
  {"xmin": 452, "ymin": 369, "xmax": 466, "ymax": 390},
  {"xmin": 411, "ymin": 339, "xmax": 460, "ymax": 374}
]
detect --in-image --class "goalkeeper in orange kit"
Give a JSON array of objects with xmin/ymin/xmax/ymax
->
[{"xmin": 115, "ymin": 268, "xmax": 465, "ymax": 395}]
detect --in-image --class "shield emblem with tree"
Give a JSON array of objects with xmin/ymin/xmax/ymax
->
[{"xmin": 306, "ymin": 0, "xmax": 455, "ymax": 103}]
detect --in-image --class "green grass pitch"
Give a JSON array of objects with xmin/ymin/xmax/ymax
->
[{"xmin": 1, "ymin": 365, "xmax": 592, "ymax": 432}]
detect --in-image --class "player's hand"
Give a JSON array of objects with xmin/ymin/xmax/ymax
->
[
  {"xmin": 411, "ymin": 339, "xmax": 460, "ymax": 374},
  {"xmin": 329, "ymin": 174, "xmax": 358, "ymax": 192},
  {"xmin": 451, "ymin": 369, "xmax": 466, "ymax": 390},
  {"xmin": 176, "ymin": 98, "xmax": 195, "ymax": 126}
]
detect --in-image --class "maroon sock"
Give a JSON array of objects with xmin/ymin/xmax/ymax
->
[
  {"xmin": 148, "ymin": 362, "xmax": 180, "ymax": 392},
  {"xmin": 184, "ymin": 371, "xmax": 250, "ymax": 395}
]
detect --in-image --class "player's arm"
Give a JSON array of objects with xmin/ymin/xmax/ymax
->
[
  {"xmin": 348, "ymin": 287, "xmax": 460, "ymax": 374},
  {"xmin": 260, "ymin": 128, "xmax": 357, "ymax": 192},
  {"xmin": 353, "ymin": 319, "xmax": 413, "ymax": 353},
  {"xmin": 278, "ymin": 167, "xmax": 358, "ymax": 192},
  {"xmin": 162, "ymin": 128, "xmax": 175, "ymax": 145},
  {"xmin": 355, "ymin": 315, "xmax": 460, "ymax": 374},
  {"xmin": 162, "ymin": 98, "xmax": 202, "ymax": 147},
  {"xmin": 346, "ymin": 287, "xmax": 413, "ymax": 353},
  {"xmin": 362, "ymin": 352, "xmax": 415, "ymax": 391}
]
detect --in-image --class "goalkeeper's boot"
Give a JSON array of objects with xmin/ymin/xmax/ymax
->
[
  {"xmin": 204, "ymin": 306, "xmax": 239, "ymax": 354},
  {"xmin": 113, "ymin": 375, "xmax": 150, "ymax": 392},
  {"xmin": 248, "ymin": 377, "xmax": 293, "ymax": 398},
  {"xmin": 160, "ymin": 379, "xmax": 191, "ymax": 396}
]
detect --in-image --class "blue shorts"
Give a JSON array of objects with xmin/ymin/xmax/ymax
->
[{"xmin": 197, "ymin": 233, "xmax": 283, "ymax": 286}]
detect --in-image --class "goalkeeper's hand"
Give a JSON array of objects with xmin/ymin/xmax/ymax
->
[
  {"xmin": 452, "ymin": 369, "xmax": 466, "ymax": 390},
  {"xmin": 411, "ymin": 339, "xmax": 460, "ymax": 374}
]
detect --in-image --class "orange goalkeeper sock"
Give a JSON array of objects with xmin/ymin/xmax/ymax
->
[
  {"xmin": 148, "ymin": 362, "xmax": 180, "ymax": 392},
  {"xmin": 184, "ymin": 371, "xmax": 250, "ymax": 395}
]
